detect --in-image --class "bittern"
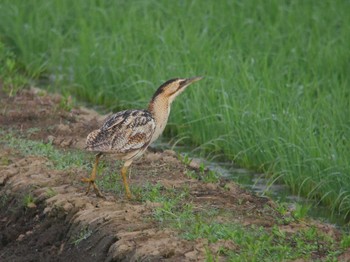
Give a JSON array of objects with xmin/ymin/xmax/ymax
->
[{"xmin": 83, "ymin": 77, "xmax": 203, "ymax": 199}]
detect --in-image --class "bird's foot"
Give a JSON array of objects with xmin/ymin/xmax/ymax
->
[
  {"xmin": 125, "ymin": 190, "xmax": 133, "ymax": 200},
  {"xmin": 81, "ymin": 177, "xmax": 106, "ymax": 199}
]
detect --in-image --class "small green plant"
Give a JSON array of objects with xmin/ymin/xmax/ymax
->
[
  {"xmin": 302, "ymin": 226, "xmax": 318, "ymax": 241},
  {"xmin": 183, "ymin": 161, "xmax": 219, "ymax": 183},
  {"xmin": 58, "ymin": 94, "xmax": 74, "ymax": 111},
  {"xmin": 184, "ymin": 170, "xmax": 197, "ymax": 179},
  {"xmin": 292, "ymin": 203, "xmax": 311, "ymax": 220},
  {"xmin": 178, "ymin": 153, "xmax": 192, "ymax": 166},
  {"xmin": 0, "ymin": 41, "xmax": 29, "ymax": 96},
  {"xmin": 275, "ymin": 202, "xmax": 289, "ymax": 216},
  {"xmin": 341, "ymin": 233, "xmax": 350, "ymax": 248},
  {"xmin": 205, "ymin": 247, "xmax": 219, "ymax": 262},
  {"xmin": 272, "ymin": 225, "xmax": 286, "ymax": 239},
  {"xmin": 45, "ymin": 188, "xmax": 57, "ymax": 198},
  {"xmin": 70, "ymin": 226, "xmax": 93, "ymax": 246},
  {"xmin": 140, "ymin": 182, "xmax": 164, "ymax": 202},
  {"xmin": 202, "ymin": 170, "xmax": 219, "ymax": 183},
  {"xmin": 22, "ymin": 194, "xmax": 36, "ymax": 208}
]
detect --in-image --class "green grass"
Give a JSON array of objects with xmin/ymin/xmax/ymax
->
[
  {"xmin": 0, "ymin": 0, "xmax": 349, "ymax": 215},
  {"xmin": 137, "ymin": 183, "xmax": 342, "ymax": 261},
  {"xmin": 0, "ymin": 130, "xmax": 88, "ymax": 170}
]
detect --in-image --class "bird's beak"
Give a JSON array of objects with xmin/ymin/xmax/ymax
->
[{"xmin": 184, "ymin": 76, "xmax": 203, "ymax": 86}]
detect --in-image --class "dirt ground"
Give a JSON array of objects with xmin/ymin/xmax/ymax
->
[{"xmin": 0, "ymin": 87, "xmax": 348, "ymax": 261}]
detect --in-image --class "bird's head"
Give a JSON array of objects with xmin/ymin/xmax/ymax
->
[{"xmin": 151, "ymin": 76, "xmax": 203, "ymax": 104}]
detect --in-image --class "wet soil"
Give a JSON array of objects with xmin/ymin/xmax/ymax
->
[{"xmin": 0, "ymin": 87, "xmax": 349, "ymax": 261}]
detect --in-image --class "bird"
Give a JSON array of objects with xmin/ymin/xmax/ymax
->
[{"xmin": 82, "ymin": 76, "xmax": 203, "ymax": 199}]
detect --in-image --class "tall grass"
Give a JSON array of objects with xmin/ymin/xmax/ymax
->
[{"xmin": 0, "ymin": 0, "xmax": 349, "ymax": 215}]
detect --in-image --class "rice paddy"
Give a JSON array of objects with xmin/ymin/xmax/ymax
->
[{"xmin": 0, "ymin": 0, "xmax": 349, "ymax": 216}]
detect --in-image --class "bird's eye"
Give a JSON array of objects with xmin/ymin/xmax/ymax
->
[{"xmin": 179, "ymin": 80, "xmax": 187, "ymax": 87}]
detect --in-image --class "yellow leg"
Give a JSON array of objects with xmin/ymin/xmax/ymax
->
[
  {"xmin": 82, "ymin": 153, "xmax": 105, "ymax": 198},
  {"xmin": 121, "ymin": 160, "xmax": 133, "ymax": 199}
]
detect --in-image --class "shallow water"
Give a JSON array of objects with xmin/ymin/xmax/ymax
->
[{"xmin": 205, "ymin": 160, "xmax": 348, "ymax": 227}]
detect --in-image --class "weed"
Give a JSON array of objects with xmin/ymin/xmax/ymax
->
[
  {"xmin": 292, "ymin": 203, "xmax": 311, "ymax": 221},
  {"xmin": 341, "ymin": 234, "xmax": 350, "ymax": 249},
  {"xmin": 178, "ymin": 153, "xmax": 192, "ymax": 166},
  {"xmin": 45, "ymin": 188, "xmax": 57, "ymax": 198},
  {"xmin": 205, "ymin": 247, "xmax": 219, "ymax": 262},
  {"xmin": 22, "ymin": 194, "xmax": 36, "ymax": 208},
  {"xmin": 0, "ymin": 41, "xmax": 29, "ymax": 96},
  {"xmin": 202, "ymin": 170, "xmax": 219, "ymax": 183},
  {"xmin": 70, "ymin": 226, "xmax": 93, "ymax": 246},
  {"xmin": 183, "ymin": 161, "xmax": 219, "ymax": 183},
  {"xmin": 275, "ymin": 202, "xmax": 289, "ymax": 216},
  {"xmin": 184, "ymin": 170, "xmax": 197, "ymax": 180},
  {"xmin": 140, "ymin": 182, "xmax": 164, "ymax": 202},
  {"xmin": 58, "ymin": 94, "xmax": 74, "ymax": 112}
]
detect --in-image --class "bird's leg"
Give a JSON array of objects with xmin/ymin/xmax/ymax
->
[
  {"xmin": 128, "ymin": 168, "xmax": 132, "ymax": 179},
  {"xmin": 81, "ymin": 153, "xmax": 105, "ymax": 198},
  {"xmin": 121, "ymin": 160, "xmax": 133, "ymax": 199}
]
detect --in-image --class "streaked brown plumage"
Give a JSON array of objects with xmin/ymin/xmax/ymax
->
[{"xmin": 82, "ymin": 76, "xmax": 203, "ymax": 199}]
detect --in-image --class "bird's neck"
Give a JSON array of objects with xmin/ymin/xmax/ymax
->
[{"xmin": 148, "ymin": 97, "xmax": 171, "ymax": 143}]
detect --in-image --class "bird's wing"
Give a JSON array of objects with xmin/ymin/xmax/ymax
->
[{"xmin": 86, "ymin": 110, "xmax": 156, "ymax": 154}]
